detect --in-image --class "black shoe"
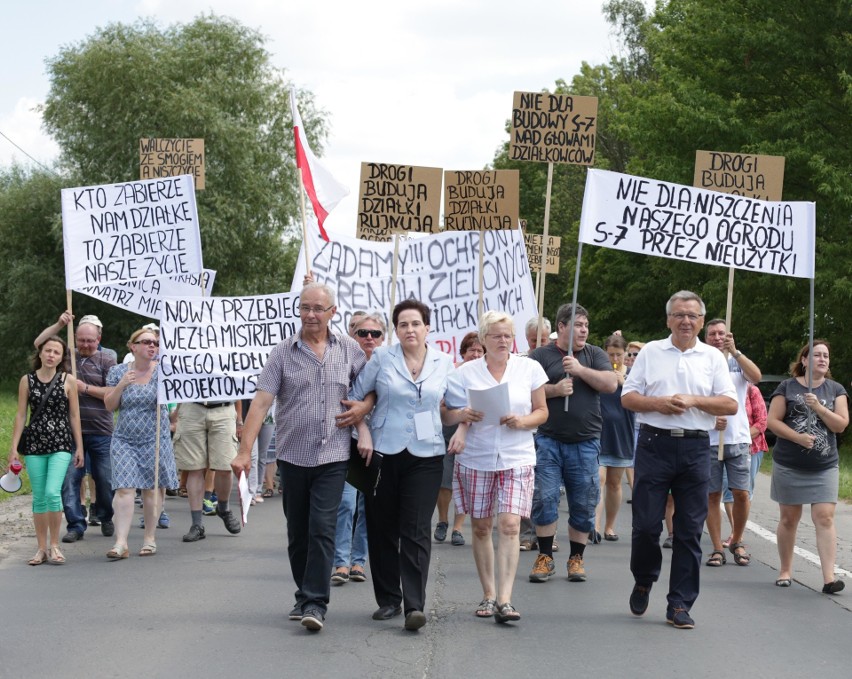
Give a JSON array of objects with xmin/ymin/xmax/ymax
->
[
  {"xmin": 101, "ymin": 520, "xmax": 115, "ymax": 537},
  {"xmin": 218, "ymin": 508, "xmax": 241, "ymax": 534},
  {"xmin": 372, "ymin": 605, "xmax": 402, "ymax": 620},
  {"xmin": 822, "ymin": 580, "xmax": 845, "ymax": 594},
  {"xmin": 404, "ymin": 610, "xmax": 427, "ymax": 631},
  {"xmin": 288, "ymin": 605, "xmax": 303, "ymax": 621},
  {"xmin": 629, "ymin": 583, "xmax": 651, "ymax": 616},
  {"xmin": 165, "ymin": 488, "xmax": 178, "ymax": 497},
  {"xmin": 182, "ymin": 524, "xmax": 206, "ymax": 542},
  {"xmin": 433, "ymin": 522, "xmax": 448, "ymax": 542},
  {"xmin": 301, "ymin": 609, "xmax": 324, "ymax": 631},
  {"xmin": 61, "ymin": 531, "xmax": 83, "ymax": 543},
  {"xmin": 588, "ymin": 530, "xmax": 602, "ymax": 545},
  {"xmin": 666, "ymin": 607, "xmax": 695, "ymax": 629}
]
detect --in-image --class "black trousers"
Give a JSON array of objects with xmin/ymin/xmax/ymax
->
[
  {"xmin": 279, "ymin": 459, "xmax": 348, "ymax": 616},
  {"xmin": 365, "ymin": 450, "xmax": 443, "ymax": 614},
  {"xmin": 630, "ymin": 429, "xmax": 711, "ymax": 612}
]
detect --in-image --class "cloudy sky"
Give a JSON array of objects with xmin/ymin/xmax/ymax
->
[{"xmin": 0, "ymin": 0, "xmax": 620, "ymax": 235}]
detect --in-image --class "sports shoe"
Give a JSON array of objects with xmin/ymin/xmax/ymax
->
[
  {"xmin": 182, "ymin": 524, "xmax": 206, "ymax": 542},
  {"xmin": 433, "ymin": 522, "xmax": 448, "ymax": 542},
  {"xmin": 138, "ymin": 516, "xmax": 146, "ymax": 529},
  {"xmin": 301, "ymin": 609, "xmax": 324, "ymax": 631},
  {"xmin": 666, "ymin": 607, "xmax": 695, "ymax": 629},
  {"xmin": 157, "ymin": 511, "xmax": 170, "ymax": 529},
  {"xmin": 451, "ymin": 530, "xmax": 465, "ymax": 546},
  {"xmin": 529, "ymin": 554, "xmax": 555, "ymax": 582},
  {"xmin": 218, "ymin": 508, "xmax": 242, "ymax": 534},
  {"xmin": 202, "ymin": 498, "xmax": 217, "ymax": 515},
  {"xmin": 663, "ymin": 534, "xmax": 674, "ymax": 549},
  {"xmin": 61, "ymin": 531, "xmax": 83, "ymax": 543},
  {"xmin": 567, "ymin": 555, "xmax": 587, "ymax": 581},
  {"xmin": 288, "ymin": 605, "xmax": 303, "ymax": 621},
  {"xmin": 101, "ymin": 520, "xmax": 115, "ymax": 537},
  {"xmin": 134, "ymin": 490, "xmax": 142, "ymax": 506},
  {"xmin": 629, "ymin": 584, "xmax": 651, "ymax": 616},
  {"xmin": 552, "ymin": 539, "xmax": 559, "ymax": 552},
  {"xmin": 88, "ymin": 505, "xmax": 101, "ymax": 526}
]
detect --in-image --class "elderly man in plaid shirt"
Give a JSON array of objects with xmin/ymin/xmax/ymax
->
[{"xmin": 234, "ymin": 282, "xmax": 370, "ymax": 632}]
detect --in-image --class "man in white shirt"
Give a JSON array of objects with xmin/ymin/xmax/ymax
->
[{"xmin": 621, "ymin": 291, "xmax": 737, "ymax": 630}]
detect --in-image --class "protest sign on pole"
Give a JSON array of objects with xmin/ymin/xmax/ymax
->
[
  {"xmin": 356, "ymin": 162, "xmax": 443, "ymax": 242},
  {"xmin": 509, "ymin": 91, "xmax": 598, "ymax": 165},
  {"xmin": 77, "ymin": 270, "xmax": 216, "ymax": 319},
  {"xmin": 139, "ymin": 138, "xmax": 205, "ymax": 190},
  {"xmin": 158, "ymin": 292, "xmax": 301, "ymax": 404},
  {"xmin": 578, "ymin": 169, "xmax": 815, "ymax": 279},
  {"xmin": 524, "ymin": 233, "xmax": 561, "ymax": 275},
  {"xmin": 293, "ymin": 226, "xmax": 537, "ymax": 357},
  {"xmin": 62, "ymin": 175, "xmax": 203, "ymax": 290},
  {"xmin": 693, "ymin": 151, "xmax": 785, "ymax": 202}
]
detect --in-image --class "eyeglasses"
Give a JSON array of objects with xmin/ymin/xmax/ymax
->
[
  {"xmin": 133, "ymin": 339, "xmax": 159, "ymax": 347},
  {"xmin": 355, "ymin": 329, "xmax": 383, "ymax": 339},
  {"xmin": 668, "ymin": 313, "xmax": 704, "ymax": 322},
  {"xmin": 627, "ymin": 352, "xmax": 639, "ymax": 357},
  {"xmin": 486, "ymin": 334, "xmax": 513, "ymax": 342},
  {"xmin": 299, "ymin": 304, "xmax": 334, "ymax": 315}
]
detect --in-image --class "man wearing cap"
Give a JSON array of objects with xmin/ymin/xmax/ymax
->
[{"xmin": 35, "ymin": 311, "xmax": 117, "ymax": 541}]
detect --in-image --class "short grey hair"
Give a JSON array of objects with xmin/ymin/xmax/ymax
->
[
  {"xmin": 301, "ymin": 282, "xmax": 336, "ymax": 307},
  {"xmin": 352, "ymin": 311, "xmax": 387, "ymax": 334},
  {"xmin": 665, "ymin": 290, "xmax": 705, "ymax": 315},
  {"xmin": 525, "ymin": 316, "xmax": 551, "ymax": 335},
  {"xmin": 478, "ymin": 310, "xmax": 514, "ymax": 343}
]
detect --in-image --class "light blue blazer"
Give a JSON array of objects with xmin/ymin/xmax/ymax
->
[{"xmin": 351, "ymin": 343, "xmax": 453, "ymax": 457}]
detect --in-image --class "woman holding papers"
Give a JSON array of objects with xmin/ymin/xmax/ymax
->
[
  {"xmin": 350, "ymin": 299, "xmax": 466, "ymax": 631},
  {"xmin": 442, "ymin": 311, "xmax": 548, "ymax": 623},
  {"xmin": 104, "ymin": 328, "xmax": 178, "ymax": 560}
]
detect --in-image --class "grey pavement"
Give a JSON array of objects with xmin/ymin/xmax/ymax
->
[{"xmin": 0, "ymin": 472, "xmax": 850, "ymax": 679}]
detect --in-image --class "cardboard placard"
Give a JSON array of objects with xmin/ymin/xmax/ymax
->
[
  {"xmin": 509, "ymin": 91, "xmax": 598, "ymax": 165},
  {"xmin": 442, "ymin": 170, "xmax": 519, "ymax": 231},
  {"xmin": 356, "ymin": 162, "xmax": 443, "ymax": 241},
  {"xmin": 140, "ymin": 138, "xmax": 205, "ymax": 190},
  {"xmin": 524, "ymin": 233, "xmax": 561, "ymax": 274},
  {"xmin": 694, "ymin": 150, "xmax": 784, "ymax": 201}
]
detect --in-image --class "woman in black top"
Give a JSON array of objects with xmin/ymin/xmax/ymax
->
[{"xmin": 9, "ymin": 335, "xmax": 84, "ymax": 565}]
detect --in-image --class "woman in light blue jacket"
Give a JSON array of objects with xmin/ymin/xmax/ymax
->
[{"xmin": 351, "ymin": 299, "xmax": 477, "ymax": 631}]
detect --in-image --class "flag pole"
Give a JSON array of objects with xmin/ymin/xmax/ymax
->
[{"xmin": 298, "ymin": 170, "xmax": 310, "ymax": 266}]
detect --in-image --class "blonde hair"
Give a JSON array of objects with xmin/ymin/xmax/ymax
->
[{"xmin": 478, "ymin": 311, "xmax": 514, "ymax": 343}]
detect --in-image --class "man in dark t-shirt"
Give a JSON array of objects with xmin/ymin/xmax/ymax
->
[
  {"xmin": 35, "ymin": 311, "xmax": 117, "ymax": 542},
  {"xmin": 527, "ymin": 303, "xmax": 617, "ymax": 584}
]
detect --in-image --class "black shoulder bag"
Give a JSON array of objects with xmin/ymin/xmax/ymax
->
[{"xmin": 17, "ymin": 372, "xmax": 63, "ymax": 455}]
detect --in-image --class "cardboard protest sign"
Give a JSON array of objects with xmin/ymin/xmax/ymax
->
[
  {"xmin": 62, "ymin": 175, "xmax": 203, "ymax": 290},
  {"xmin": 356, "ymin": 162, "xmax": 443, "ymax": 241},
  {"xmin": 140, "ymin": 138, "xmax": 205, "ymax": 190},
  {"xmin": 509, "ymin": 91, "xmax": 598, "ymax": 165},
  {"xmin": 443, "ymin": 170, "xmax": 519, "ymax": 231},
  {"xmin": 294, "ymin": 224, "xmax": 537, "ymax": 356},
  {"xmin": 524, "ymin": 233, "xmax": 561, "ymax": 274},
  {"xmin": 578, "ymin": 169, "xmax": 815, "ymax": 279},
  {"xmin": 158, "ymin": 292, "xmax": 301, "ymax": 403},
  {"xmin": 78, "ymin": 269, "xmax": 216, "ymax": 319},
  {"xmin": 693, "ymin": 150, "xmax": 784, "ymax": 201}
]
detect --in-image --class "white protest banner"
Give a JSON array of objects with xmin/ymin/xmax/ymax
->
[
  {"xmin": 158, "ymin": 292, "xmax": 301, "ymax": 404},
  {"xmin": 62, "ymin": 174, "xmax": 203, "ymax": 290},
  {"xmin": 578, "ymin": 169, "xmax": 815, "ymax": 279},
  {"xmin": 77, "ymin": 269, "xmax": 216, "ymax": 319},
  {"xmin": 294, "ymin": 226, "xmax": 537, "ymax": 357}
]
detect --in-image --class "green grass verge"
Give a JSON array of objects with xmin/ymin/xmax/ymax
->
[{"xmin": 0, "ymin": 380, "xmax": 32, "ymax": 500}]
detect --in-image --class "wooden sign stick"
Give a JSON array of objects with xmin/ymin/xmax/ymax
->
[
  {"xmin": 536, "ymin": 162, "xmax": 555, "ymax": 348},
  {"xmin": 387, "ymin": 233, "xmax": 401, "ymax": 345}
]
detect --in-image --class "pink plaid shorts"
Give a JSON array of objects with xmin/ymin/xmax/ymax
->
[{"xmin": 453, "ymin": 462, "xmax": 534, "ymax": 519}]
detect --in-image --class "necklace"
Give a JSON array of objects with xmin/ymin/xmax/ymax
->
[{"xmin": 404, "ymin": 348, "xmax": 427, "ymax": 378}]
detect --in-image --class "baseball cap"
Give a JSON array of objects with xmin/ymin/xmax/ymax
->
[{"xmin": 79, "ymin": 314, "xmax": 103, "ymax": 329}]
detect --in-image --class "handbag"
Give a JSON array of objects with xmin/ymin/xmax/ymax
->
[
  {"xmin": 17, "ymin": 372, "xmax": 62, "ymax": 455},
  {"xmin": 346, "ymin": 437, "xmax": 383, "ymax": 496}
]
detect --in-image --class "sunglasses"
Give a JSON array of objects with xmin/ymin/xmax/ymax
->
[
  {"xmin": 627, "ymin": 352, "xmax": 639, "ymax": 357},
  {"xmin": 355, "ymin": 329, "xmax": 383, "ymax": 339},
  {"xmin": 134, "ymin": 339, "xmax": 160, "ymax": 347}
]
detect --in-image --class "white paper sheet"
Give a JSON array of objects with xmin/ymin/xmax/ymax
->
[
  {"xmin": 238, "ymin": 471, "xmax": 251, "ymax": 525},
  {"xmin": 467, "ymin": 382, "xmax": 510, "ymax": 425}
]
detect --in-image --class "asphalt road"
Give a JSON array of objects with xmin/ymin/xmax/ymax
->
[{"xmin": 0, "ymin": 471, "xmax": 849, "ymax": 679}]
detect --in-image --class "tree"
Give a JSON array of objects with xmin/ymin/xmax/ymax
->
[{"xmin": 41, "ymin": 14, "xmax": 327, "ymax": 296}]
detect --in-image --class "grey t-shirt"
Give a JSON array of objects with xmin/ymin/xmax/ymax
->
[{"xmin": 529, "ymin": 343, "xmax": 613, "ymax": 443}]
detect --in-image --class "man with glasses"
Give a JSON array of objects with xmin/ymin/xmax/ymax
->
[
  {"xmin": 621, "ymin": 291, "xmax": 737, "ymax": 630},
  {"xmin": 233, "ymin": 283, "xmax": 369, "ymax": 632},
  {"xmin": 528, "ymin": 303, "xmax": 618, "ymax": 584},
  {"xmin": 34, "ymin": 312, "xmax": 117, "ymax": 542}
]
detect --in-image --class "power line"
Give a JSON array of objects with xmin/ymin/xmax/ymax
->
[{"xmin": 0, "ymin": 128, "xmax": 61, "ymax": 177}]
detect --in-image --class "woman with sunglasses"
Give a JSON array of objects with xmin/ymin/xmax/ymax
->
[{"xmin": 103, "ymin": 328, "xmax": 178, "ymax": 559}]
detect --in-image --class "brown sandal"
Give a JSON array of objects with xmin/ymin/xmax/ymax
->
[
  {"xmin": 28, "ymin": 549, "xmax": 47, "ymax": 566},
  {"xmin": 729, "ymin": 542, "xmax": 751, "ymax": 566}
]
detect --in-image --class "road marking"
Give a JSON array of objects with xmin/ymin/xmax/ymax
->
[{"xmin": 747, "ymin": 519, "xmax": 852, "ymax": 578}]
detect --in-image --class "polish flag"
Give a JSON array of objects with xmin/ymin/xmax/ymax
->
[{"xmin": 290, "ymin": 90, "xmax": 349, "ymax": 241}]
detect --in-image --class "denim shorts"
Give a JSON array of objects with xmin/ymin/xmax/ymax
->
[
  {"xmin": 531, "ymin": 435, "xmax": 600, "ymax": 532},
  {"xmin": 708, "ymin": 442, "xmax": 751, "ymax": 494}
]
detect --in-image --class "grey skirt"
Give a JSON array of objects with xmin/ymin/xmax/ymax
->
[{"xmin": 770, "ymin": 461, "xmax": 838, "ymax": 505}]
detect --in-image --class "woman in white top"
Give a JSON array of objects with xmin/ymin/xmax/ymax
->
[{"xmin": 443, "ymin": 311, "xmax": 548, "ymax": 623}]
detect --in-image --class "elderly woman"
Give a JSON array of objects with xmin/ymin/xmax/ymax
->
[
  {"xmin": 332, "ymin": 311, "xmax": 386, "ymax": 585},
  {"xmin": 9, "ymin": 336, "xmax": 84, "ymax": 565},
  {"xmin": 434, "ymin": 331, "xmax": 483, "ymax": 546},
  {"xmin": 767, "ymin": 340, "xmax": 848, "ymax": 593},
  {"xmin": 104, "ymin": 327, "xmax": 179, "ymax": 559},
  {"xmin": 350, "ymin": 299, "xmax": 462, "ymax": 631},
  {"xmin": 443, "ymin": 311, "xmax": 548, "ymax": 623}
]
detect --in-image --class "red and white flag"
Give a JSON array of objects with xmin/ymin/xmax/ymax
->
[{"xmin": 290, "ymin": 90, "xmax": 348, "ymax": 241}]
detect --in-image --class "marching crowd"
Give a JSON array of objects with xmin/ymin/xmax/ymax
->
[{"xmin": 7, "ymin": 284, "xmax": 848, "ymax": 632}]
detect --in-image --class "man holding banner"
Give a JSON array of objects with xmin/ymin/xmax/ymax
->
[{"xmin": 622, "ymin": 291, "xmax": 737, "ymax": 630}]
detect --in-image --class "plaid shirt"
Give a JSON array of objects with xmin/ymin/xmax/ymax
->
[{"xmin": 257, "ymin": 330, "xmax": 366, "ymax": 467}]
